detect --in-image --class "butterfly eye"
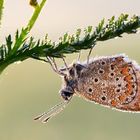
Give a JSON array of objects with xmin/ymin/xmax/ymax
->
[{"xmin": 61, "ymin": 90, "xmax": 73, "ymax": 101}]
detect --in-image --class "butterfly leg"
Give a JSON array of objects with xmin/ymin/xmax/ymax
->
[
  {"xmin": 47, "ymin": 57, "xmax": 65, "ymax": 76},
  {"xmin": 33, "ymin": 57, "xmax": 49, "ymax": 63},
  {"xmin": 61, "ymin": 57, "xmax": 69, "ymax": 72},
  {"xmin": 77, "ymin": 51, "xmax": 81, "ymax": 63},
  {"xmin": 87, "ymin": 45, "xmax": 94, "ymax": 65}
]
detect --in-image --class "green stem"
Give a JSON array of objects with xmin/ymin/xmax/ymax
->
[
  {"xmin": 27, "ymin": 0, "xmax": 47, "ymax": 31},
  {"xmin": 0, "ymin": 0, "xmax": 4, "ymax": 27},
  {"xmin": 10, "ymin": 0, "xmax": 47, "ymax": 55}
]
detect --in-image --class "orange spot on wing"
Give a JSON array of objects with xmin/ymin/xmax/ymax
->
[
  {"xmin": 124, "ymin": 75, "xmax": 132, "ymax": 82},
  {"xmin": 126, "ymin": 83, "xmax": 132, "ymax": 91},
  {"xmin": 111, "ymin": 100, "xmax": 117, "ymax": 107},
  {"xmin": 118, "ymin": 95, "xmax": 126, "ymax": 102},
  {"xmin": 121, "ymin": 67, "xmax": 129, "ymax": 75}
]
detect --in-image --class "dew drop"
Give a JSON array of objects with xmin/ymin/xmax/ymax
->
[
  {"xmin": 15, "ymin": 61, "xmax": 22, "ymax": 64},
  {"xmin": 40, "ymin": 61, "xmax": 45, "ymax": 64},
  {"xmin": 115, "ymin": 37, "xmax": 119, "ymax": 39}
]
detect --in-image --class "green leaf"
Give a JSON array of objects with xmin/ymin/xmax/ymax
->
[{"xmin": 6, "ymin": 35, "xmax": 12, "ymax": 54}]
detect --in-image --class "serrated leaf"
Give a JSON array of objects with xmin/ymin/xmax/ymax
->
[
  {"xmin": 6, "ymin": 35, "xmax": 12, "ymax": 54},
  {"xmin": 63, "ymin": 33, "xmax": 68, "ymax": 42},
  {"xmin": 87, "ymin": 26, "xmax": 93, "ymax": 33}
]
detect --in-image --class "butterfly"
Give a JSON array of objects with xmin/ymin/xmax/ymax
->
[{"xmin": 34, "ymin": 53, "xmax": 140, "ymax": 123}]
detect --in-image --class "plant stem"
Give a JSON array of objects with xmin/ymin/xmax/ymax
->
[
  {"xmin": 27, "ymin": 0, "xmax": 47, "ymax": 31},
  {"xmin": 10, "ymin": 0, "xmax": 47, "ymax": 55},
  {"xmin": 0, "ymin": 0, "xmax": 4, "ymax": 27}
]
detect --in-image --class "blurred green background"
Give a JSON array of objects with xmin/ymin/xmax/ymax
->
[{"xmin": 0, "ymin": 0, "xmax": 140, "ymax": 140}]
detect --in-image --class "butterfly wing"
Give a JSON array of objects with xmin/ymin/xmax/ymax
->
[{"xmin": 76, "ymin": 54, "xmax": 140, "ymax": 112}]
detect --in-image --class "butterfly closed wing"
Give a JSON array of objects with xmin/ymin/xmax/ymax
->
[
  {"xmin": 75, "ymin": 54, "xmax": 140, "ymax": 112},
  {"xmin": 34, "ymin": 54, "xmax": 140, "ymax": 123}
]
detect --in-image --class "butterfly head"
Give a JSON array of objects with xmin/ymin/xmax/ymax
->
[
  {"xmin": 59, "ymin": 63, "xmax": 86, "ymax": 101},
  {"xmin": 60, "ymin": 75, "xmax": 75, "ymax": 101}
]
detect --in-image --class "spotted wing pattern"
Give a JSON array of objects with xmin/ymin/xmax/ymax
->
[{"xmin": 76, "ymin": 55, "xmax": 140, "ymax": 111}]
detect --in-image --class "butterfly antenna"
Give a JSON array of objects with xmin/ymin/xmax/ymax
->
[{"xmin": 34, "ymin": 99, "xmax": 71, "ymax": 123}]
